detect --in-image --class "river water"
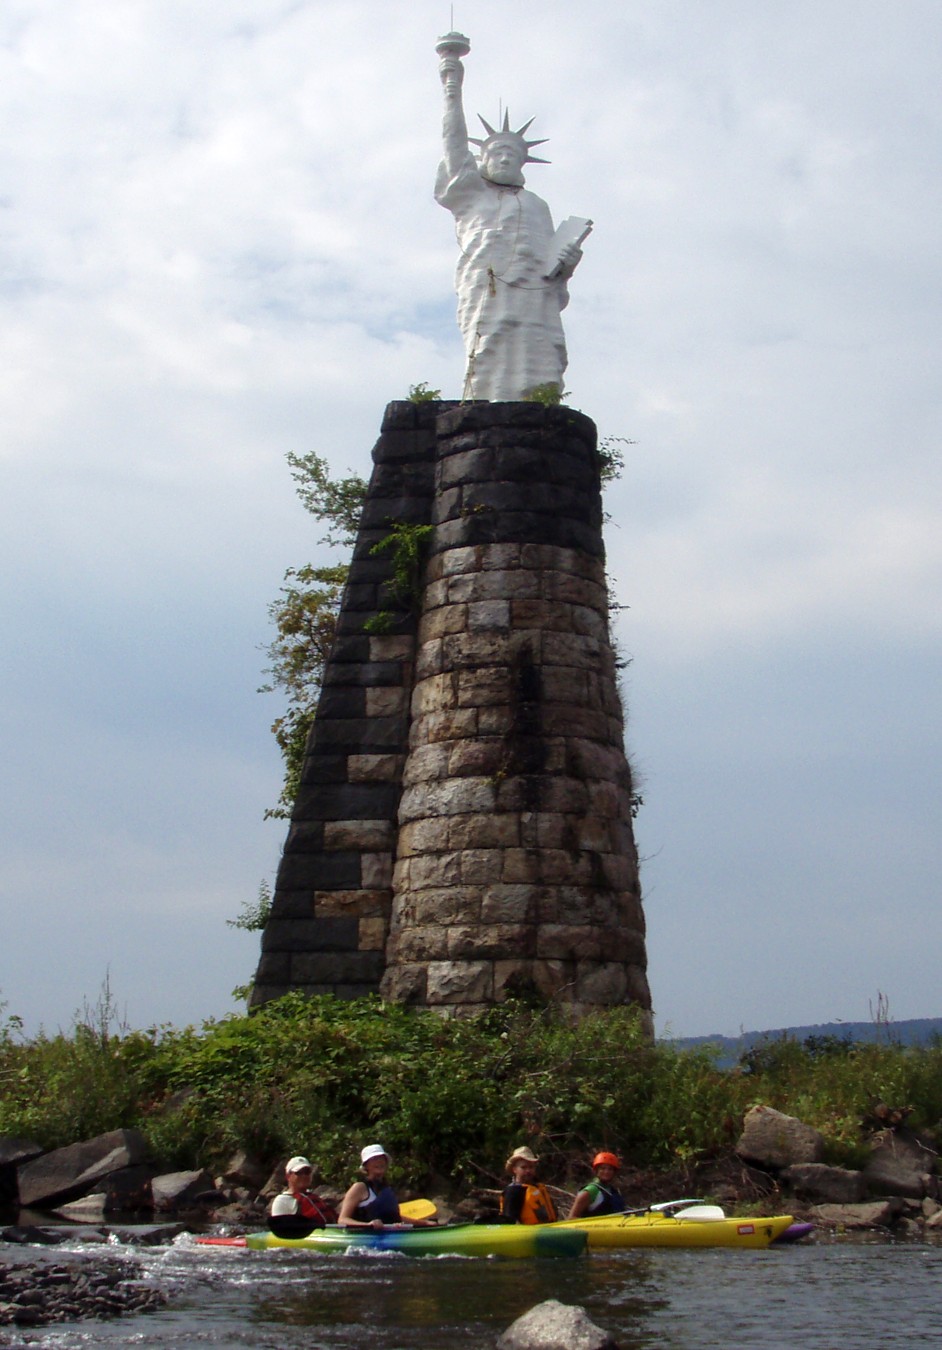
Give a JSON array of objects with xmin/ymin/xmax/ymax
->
[{"xmin": 2, "ymin": 1234, "xmax": 940, "ymax": 1349}]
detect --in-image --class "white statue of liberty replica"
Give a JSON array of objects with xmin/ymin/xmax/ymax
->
[{"xmin": 435, "ymin": 32, "xmax": 591, "ymax": 401}]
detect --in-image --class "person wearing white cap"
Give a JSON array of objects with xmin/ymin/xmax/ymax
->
[
  {"xmin": 337, "ymin": 1145, "xmax": 437, "ymax": 1230},
  {"xmin": 269, "ymin": 1156, "xmax": 336, "ymax": 1229}
]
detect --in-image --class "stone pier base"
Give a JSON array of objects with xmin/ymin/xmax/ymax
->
[{"xmin": 252, "ymin": 401, "xmax": 650, "ymax": 1027}]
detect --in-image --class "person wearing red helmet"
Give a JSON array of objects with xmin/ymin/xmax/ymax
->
[{"xmin": 567, "ymin": 1151, "xmax": 628, "ymax": 1219}]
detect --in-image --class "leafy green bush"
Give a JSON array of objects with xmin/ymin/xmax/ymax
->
[{"xmin": 2, "ymin": 994, "xmax": 939, "ymax": 1192}]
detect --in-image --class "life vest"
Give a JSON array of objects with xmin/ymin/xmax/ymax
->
[
  {"xmin": 581, "ymin": 1181, "xmax": 626, "ymax": 1216},
  {"xmin": 296, "ymin": 1191, "xmax": 337, "ymax": 1224},
  {"xmin": 355, "ymin": 1181, "xmax": 400, "ymax": 1224},
  {"xmin": 500, "ymin": 1182, "xmax": 557, "ymax": 1225}
]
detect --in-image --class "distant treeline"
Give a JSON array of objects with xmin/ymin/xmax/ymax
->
[{"xmin": 664, "ymin": 1018, "xmax": 942, "ymax": 1068}]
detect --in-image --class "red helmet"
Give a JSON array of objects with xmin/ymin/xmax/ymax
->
[{"xmin": 592, "ymin": 1151, "xmax": 621, "ymax": 1170}]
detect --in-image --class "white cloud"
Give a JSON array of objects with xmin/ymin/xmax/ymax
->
[{"xmin": 1, "ymin": 0, "xmax": 940, "ymax": 1036}]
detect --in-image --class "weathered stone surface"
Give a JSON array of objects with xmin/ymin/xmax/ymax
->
[
  {"xmin": 151, "ymin": 1169, "xmax": 215, "ymax": 1211},
  {"xmin": 781, "ymin": 1164, "xmax": 868, "ymax": 1205},
  {"xmin": 862, "ymin": 1131, "xmax": 936, "ymax": 1199},
  {"xmin": 323, "ymin": 819, "xmax": 394, "ymax": 851},
  {"xmin": 425, "ymin": 960, "xmax": 493, "ymax": 1004},
  {"xmin": 736, "ymin": 1106, "xmax": 825, "ymax": 1169},
  {"xmin": 497, "ymin": 1299, "xmax": 618, "ymax": 1350},
  {"xmin": 17, "ymin": 1130, "xmax": 149, "ymax": 1209},
  {"xmin": 810, "ymin": 1199, "xmax": 904, "ymax": 1229}
]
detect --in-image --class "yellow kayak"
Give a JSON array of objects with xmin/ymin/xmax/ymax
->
[{"xmin": 554, "ymin": 1209, "xmax": 794, "ymax": 1250}]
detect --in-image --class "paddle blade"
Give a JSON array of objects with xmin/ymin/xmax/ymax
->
[{"xmin": 400, "ymin": 1199, "xmax": 437, "ymax": 1220}]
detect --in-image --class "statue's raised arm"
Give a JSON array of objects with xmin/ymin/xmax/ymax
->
[
  {"xmin": 434, "ymin": 31, "xmax": 591, "ymax": 402},
  {"xmin": 436, "ymin": 32, "xmax": 471, "ymax": 178}
]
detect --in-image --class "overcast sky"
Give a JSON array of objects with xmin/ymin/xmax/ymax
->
[{"xmin": 2, "ymin": 0, "xmax": 939, "ymax": 1041}]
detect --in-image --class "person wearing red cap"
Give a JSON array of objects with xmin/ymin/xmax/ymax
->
[{"xmin": 567, "ymin": 1151, "xmax": 628, "ymax": 1219}]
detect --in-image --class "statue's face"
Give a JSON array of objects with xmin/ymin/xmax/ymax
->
[{"xmin": 482, "ymin": 140, "xmax": 525, "ymax": 186}]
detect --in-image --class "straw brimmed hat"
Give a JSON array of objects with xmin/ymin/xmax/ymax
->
[{"xmin": 505, "ymin": 1145, "xmax": 539, "ymax": 1170}]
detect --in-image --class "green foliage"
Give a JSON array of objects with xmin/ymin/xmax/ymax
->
[
  {"xmin": 260, "ymin": 563, "xmax": 348, "ymax": 818},
  {"xmin": 285, "ymin": 452, "xmax": 367, "ymax": 549},
  {"xmin": 522, "ymin": 382, "xmax": 565, "ymax": 406},
  {"xmin": 227, "ymin": 881, "xmax": 273, "ymax": 935},
  {"xmin": 597, "ymin": 435, "xmax": 633, "ymax": 486},
  {"xmin": 408, "ymin": 382, "xmax": 442, "ymax": 403},
  {"xmin": 363, "ymin": 521, "xmax": 434, "ymax": 634},
  {"xmin": 3, "ymin": 993, "xmax": 942, "ymax": 1188}
]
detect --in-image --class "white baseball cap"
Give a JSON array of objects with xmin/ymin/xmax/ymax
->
[
  {"xmin": 286, "ymin": 1155, "xmax": 313, "ymax": 1173},
  {"xmin": 360, "ymin": 1144, "xmax": 389, "ymax": 1165}
]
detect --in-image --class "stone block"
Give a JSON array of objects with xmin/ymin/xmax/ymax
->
[
  {"xmin": 541, "ymin": 630, "xmax": 602, "ymax": 670},
  {"xmin": 502, "ymin": 848, "xmax": 543, "ymax": 885},
  {"xmin": 537, "ymin": 925, "xmax": 605, "ymax": 960},
  {"xmin": 447, "ymin": 924, "xmax": 535, "ymax": 960},
  {"xmin": 365, "ymin": 686, "xmax": 407, "ymax": 717},
  {"xmin": 419, "ymin": 708, "xmax": 479, "ymax": 742},
  {"xmin": 458, "ymin": 849, "xmax": 504, "ymax": 885},
  {"xmin": 262, "ymin": 917, "xmax": 359, "ymax": 953},
  {"xmin": 292, "ymin": 781, "xmax": 400, "ymax": 820},
  {"xmin": 399, "ymin": 777, "xmax": 497, "ymax": 820},
  {"xmin": 401, "ymin": 741, "xmax": 451, "ymax": 785},
  {"xmin": 314, "ymin": 890, "xmax": 391, "ymax": 918},
  {"xmin": 361, "ymin": 853, "xmax": 393, "ymax": 888},
  {"xmin": 425, "ymin": 960, "xmax": 493, "ymax": 1004},
  {"xmin": 448, "ymin": 812, "xmax": 520, "ymax": 850},
  {"xmin": 446, "ymin": 739, "xmax": 506, "ymax": 778},
  {"xmin": 481, "ymin": 885, "xmax": 540, "ymax": 924},
  {"xmin": 476, "ymin": 705, "xmax": 514, "ymax": 735},
  {"xmin": 439, "ymin": 546, "xmax": 480, "ymax": 576},
  {"xmin": 419, "ymin": 604, "xmax": 468, "ymax": 641},
  {"xmin": 368, "ymin": 635, "xmax": 414, "ymax": 661},
  {"xmin": 358, "ymin": 917, "xmax": 387, "ymax": 951},
  {"xmin": 439, "ymin": 446, "xmax": 495, "ymax": 487},
  {"xmin": 511, "ymin": 598, "xmax": 574, "ymax": 633},
  {"xmin": 282, "ymin": 822, "xmax": 324, "ymax": 853},
  {"xmin": 306, "ymin": 716, "xmax": 408, "ymax": 753},
  {"xmin": 323, "ymin": 819, "xmax": 395, "ymax": 852},
  {"xmin": 393, "ymin": 926, "xmax": 451, "ymax": 962},
  {"xmin": 411, "ymin": 673, "xmax": 459, "ymax": 715},
  {"xmin": 414, "ymin": 639, "xmax": 444, "ymax": 680},
  {"xmin": 275, "ymin": 851, "xmax": 361, "ymax": 891},
  {"xmin": 455, "ymin": 666, "xmax": 512, "ymax": 706},
  {"xmin": 291, "ymin": 950, "xmax": 386, "ymax": 984},
  {"xmin": 347, "ymin": 753, "xmax": 403, "ymax": 782},
  {"xmin": 380, "ymin": 963, "xmax": 428, "ymax": 1003},
  {"xmin": 254, "ymin": 952, "xmax": 291, "ymax": 984},
  {"xmin": 575, "ymin": 962, "xmax": 629, "ymax": 1004},
  {"xmin": 467, "ymin": 600, "xmax": 511, "ymax": 631},
  {"xmin": 408, "ymin": 850, "xmax": 463, "ymax": 889},
  {"xmin": 396, "ymin": 886, "xmax": 481, "ymax": 927}
]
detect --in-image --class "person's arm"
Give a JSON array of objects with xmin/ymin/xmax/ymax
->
[
  {"xmin": 567, "ymin": 1188, "xmax": 592, "ymax": 1220},
  {"xmin": 501, "ymin": 1183, "xmax": 526, "ymax": 1223},
  {"xmin": 338, "ymin": 1181, "xmax": 382, "ymax": 1230}
]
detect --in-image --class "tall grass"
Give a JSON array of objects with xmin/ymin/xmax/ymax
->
[{"xmin": 2, "ymin": 993, "xmax": 939, "ymax": 1189}]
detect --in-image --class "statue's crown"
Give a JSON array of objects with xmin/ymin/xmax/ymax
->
[{"xmin": 470, "ymin": 111, "xmax": 550, "ymax": 165}]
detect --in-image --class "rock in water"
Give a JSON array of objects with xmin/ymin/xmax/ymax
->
[{"xmin": 497, "ymin": 1299, "xmax": 619, "ymax": 1350}]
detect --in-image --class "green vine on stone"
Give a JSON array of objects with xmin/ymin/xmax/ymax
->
[
  {"xmin": 364, "ymin": 521, "xmax": 434, "ymax": 634},
  {"xmin": 522, "ymin": 382, "xmax": 566, "ymax": 406},
  {"xmin": 408, "ymin": 382, "xmax": 442, "ymax": 403}
]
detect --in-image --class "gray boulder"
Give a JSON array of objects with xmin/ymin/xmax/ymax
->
[
  {"xmin": 781, "ymin": 1163, "xmax": 867, "ymax": 1204},
  {"xmin": 16, "ymin": 1129, "xmax": 148, "ymax": 1208},
  {"xmin": 497, "ymin": 1300, "xmax": 618, "ymax": 1350},
  {"xmin": 736, "ymin": 1105, "xmax": 825, "ymax": 1169},
  {"xmin": 151, "ymin": 1169, "xmax": 215, "ymax": 1211},
  {"xmin": 810, "ymin": 1199, "xmax": 904, "ymax": 1229},
  {"xmin": 863, "ymin": 1129, "xmax": 938, "ymax": 1200}
]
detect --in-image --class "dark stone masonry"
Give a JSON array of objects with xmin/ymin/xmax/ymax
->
[{"xmin": 251, "ymin": 400, "xmax": 651, "ymax": 1025}]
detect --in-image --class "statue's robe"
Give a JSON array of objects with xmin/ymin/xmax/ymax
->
[{"xmin": 435, "ymin": 154, "xmax": 569, "ymax": 400}]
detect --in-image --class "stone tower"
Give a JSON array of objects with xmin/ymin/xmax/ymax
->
[{"xmin": 251, "ymin": 400, "xmax": 650, "ymax": 1027}]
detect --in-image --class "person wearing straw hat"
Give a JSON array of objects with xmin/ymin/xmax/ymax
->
[
  {"xmin": 499, "ymin": 1146, "xmax": 557, "ymax": 1224},
  {"xmin": 567, "ymin": 1150, "xmax": 628, "ymax": 1219}
]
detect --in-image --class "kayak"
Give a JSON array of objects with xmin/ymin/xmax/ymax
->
[
  {"xmin": 196, "ymin": 1223, "xmax": 586, "ymax": 1259},
  {"xmin": 553, "ymin": 1209, "xmax": 795, "ymax": 1250}
]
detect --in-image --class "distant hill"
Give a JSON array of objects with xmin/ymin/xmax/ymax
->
[{"xmin": 662, "ymin": 1018, "xmax": 942, "ymax": 1068}]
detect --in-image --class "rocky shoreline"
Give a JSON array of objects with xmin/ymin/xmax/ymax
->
[{"xmin": 0, "ymin": 1252, "xmax": 166, "ymax": 1329}]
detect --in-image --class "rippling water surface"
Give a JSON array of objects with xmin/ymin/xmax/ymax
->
[{"xmin": 4, "ymin": 1234, "xmax": 941, "ymax": 1349}]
